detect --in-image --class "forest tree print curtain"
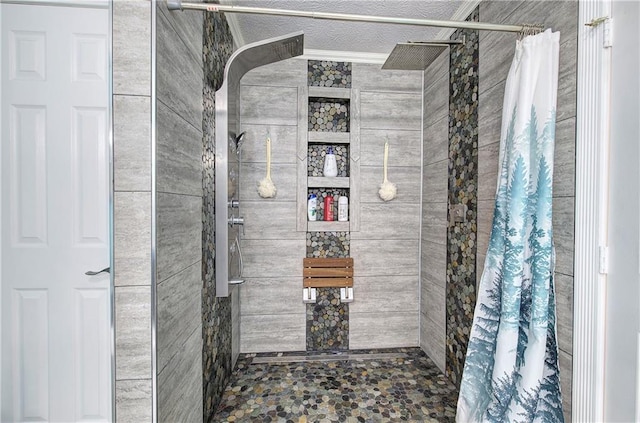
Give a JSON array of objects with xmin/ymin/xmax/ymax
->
[{"xmin": 456, "ymin": 29, "xmax": 564, "ymax": 422}]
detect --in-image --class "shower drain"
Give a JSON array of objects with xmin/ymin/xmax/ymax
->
[{"xmin": 250, "ymin": 352, "xmax": 408, "ymax": 365}]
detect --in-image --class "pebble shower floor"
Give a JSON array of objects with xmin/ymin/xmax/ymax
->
[{"xmin": 211, "ymin": 348, "xmax": 457, "ymax": 422}]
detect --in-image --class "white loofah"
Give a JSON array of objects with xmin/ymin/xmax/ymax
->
[
  {"xmin": 378, "ymin": 141, "xmax": 397, "ymax": 202},
  {"xmin": 258, "ymin": 137, "xmax": 277, "ymax": 198},
  {"xmin": 378, "ymin": 180, "xmax": 397, "ymax": 201},
  {"xmin": 258, "ymin": 178, "xmax": 276, "ymax": 198}
]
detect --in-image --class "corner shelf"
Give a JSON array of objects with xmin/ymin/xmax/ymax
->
[
  {"xmin": 307, "ymin": 177, "xmax": 350, "ymax": 188},
  {"xmin": 307, "ymin": 221, "xmax": 350, "ymax": 232}
]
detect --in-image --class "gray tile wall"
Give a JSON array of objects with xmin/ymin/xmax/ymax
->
[
  {"xmin": 238, "ymin": 58, "xmax": 307, "ymax": 353},
  {"xmin": 477, "ymin": 2, "xmax": 577, "ymax": 420},
  {"xmin": 112, "ymin": 1, "xmax": 152, "ymax": 421},
  {"xmin": 420, "ymin": 50, "xmax": 449, "ymax": 373},
  {"xmin": 349, "ymin": 63, "xmax": 422, "ymax": 350},
  {"xmin": 155, "ymin": 2, "xmax": 204, "ymax": 421},
  {"xmin": 238, "ymin": 60, "xmax": 422, "ymax": 352}
]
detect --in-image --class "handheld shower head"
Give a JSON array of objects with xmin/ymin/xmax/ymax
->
[{"xmin": 235, "ymin": 131, "xmax": 246, "ymax": 154}]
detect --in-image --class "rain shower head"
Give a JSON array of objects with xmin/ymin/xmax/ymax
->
[
  {"xmin": 382, "ymin": 40, "xmax": 463, "ymax": 71},
  {"xmin": 227, "ymin": 32, "xmax": 304, "ymax": 84}
]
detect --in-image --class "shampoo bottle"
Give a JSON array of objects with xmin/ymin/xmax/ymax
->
[
  {"xmin": 323, "ymin": 146, "xmax": 338, "ymax": 177},
  {"xmin": 338, "ymin": 196, "xmax": 348, "ymax": 222},
  {"xmin": 308, "ymin": 194, "xmax": 317, "ymax": 221},
  {"xmin": 324, "ymin": 196, "xmax": 334, "ymax": 221}
]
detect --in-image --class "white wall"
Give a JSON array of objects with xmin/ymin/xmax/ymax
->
[{"xmin": 603, "ymin": 1, "xmax": 640, "ymax": 420}]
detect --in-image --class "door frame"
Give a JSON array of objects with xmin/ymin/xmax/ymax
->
[
  {"xmin": 0, "ymin": 1, "xmax": 115, "ymax": 419},
  {"xmin": 574, "ymin": 0, "xmax": 611, "ymax": 420}
]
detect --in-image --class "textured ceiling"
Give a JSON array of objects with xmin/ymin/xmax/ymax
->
[{"xmin": 219, "ymin": 0, "xmax": 471, "ymax": 58}]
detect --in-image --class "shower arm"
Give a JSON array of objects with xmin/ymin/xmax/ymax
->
[{"xmin": 167, "ymin": 0, "xmax": 543, "ymax": 35}]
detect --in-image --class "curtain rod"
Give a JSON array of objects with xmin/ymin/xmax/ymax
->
[{"xmin": 167, "ymin": 1, "xmax": 542, "ymax": 34}]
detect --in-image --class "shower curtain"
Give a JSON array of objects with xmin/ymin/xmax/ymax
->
[{"xmin": 456, "ymin": 29, "xmax": 563, "ymax": 422}]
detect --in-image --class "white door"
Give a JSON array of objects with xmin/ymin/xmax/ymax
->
[{"xmin": 0, "ymin": 4, "xmax": 111, "ymax": 422}]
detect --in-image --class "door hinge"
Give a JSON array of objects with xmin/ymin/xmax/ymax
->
[
  {"xmin": 603, "ymin": 18, "xmax": 613, "ymax": 48},
  {"xmin": 585, "ymin": 16, "xmax": 612, "ymax": 48},
  {"xmin": 599, "ymin": 246, "xmax": 609, "ymax": 274}
]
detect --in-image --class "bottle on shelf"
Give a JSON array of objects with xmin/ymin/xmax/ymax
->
[
  {"xmin": 323, "ymin": 146, "xmax": 338, "ymax": 177},
  {"xmin": 338, "ymin": 196, "xmax": 348, "ymax": 222},
  {"xmin": 308, "ymin": 194, "xmax": 317, "ymax": 221},
  {"xmin": 324, "ymin": 195, "xmax": 334, "ymax": 221}
]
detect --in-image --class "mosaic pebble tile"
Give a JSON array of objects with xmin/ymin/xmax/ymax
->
[
  {"xmin": 309, "ymin": 98, "xmax": 350, "ymax": 132},
  {"xmin": 306, "ymin": 60, "xmax": 353, "ymax": 352},
  {"xmin": 307, "ymin": 288, "xmax": 349, "ymax": 352},
  {"xmin": 306, "ymin": 232, "xmax": 350, "ymax": 259},
  {"xmin": 308, "ymin": 60, "xmax": 352, "ymax": 88},
  {"xmin": 306, "ymin": 232, "xmax": 350, "ymax": 352},
  {"xmin": 445, "ymin": 7, "xmax": 479, "ymax": 388},
  {"xmin": 212, "ymin": 348, "xmax": 457, "ymax": 422},
  {"xmin": 308, "ymin": 145, "xmax": 349, "ymax": 177},
  {"xmin": 203, "ymin": 9, "xmax": 235, "ymax": 421}
]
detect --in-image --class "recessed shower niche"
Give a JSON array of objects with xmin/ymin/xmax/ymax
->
[
  {"xmin": 298, "ymin": 64, "xmax": 360, "ymax": 234},
  {"xmin": 308, "ymin": 97, "xmax": 350, "ymax": 132}
]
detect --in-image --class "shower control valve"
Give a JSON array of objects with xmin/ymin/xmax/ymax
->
[
  {"xmin": 228, "ymin": 199, "xmax": 240, "ymax": 209},
  {"xmin": 228, "ymin": 216, "xmax": 245, "ymax": 235}
]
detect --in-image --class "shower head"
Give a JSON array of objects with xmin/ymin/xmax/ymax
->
[
  {"xmin": 235, "ymin": 131, "xmax": 246, "ymax": 154},
  {"xmin": 228, "ymin": 32, "xmax": 304, "ymax": 85},
  {"xmin": 382, "ymin": 40, "xmax": 463, "ymax": 71}
]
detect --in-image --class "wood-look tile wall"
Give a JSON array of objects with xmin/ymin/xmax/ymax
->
[
  {"xmin": 420, "ymin": 50, "xmax": 449, "ymax": 373},
  {"xmin": 112, "ymin": 1, "xmax": 152, "ymax": 421},
  {"xmin": 350, "ymin": 63, "xmax": 422, "ymax": 349},
  {"xmin": 113, "ymin": 1, "xmax": 209, "ymax": 420},
  {"xmin": 238, "ymin": 58, "xmax": 308, "ymax": 353},
  {"xmin": 477, "ymin": 2, "xmax": 577, "ymax": 421},
  {"xmin": 155, "ymin": 2, "xmax": 203, "ymax": 421},
  {"xmin": 238, "ymin": 60, "xmax": 423, "ymax": 352}
]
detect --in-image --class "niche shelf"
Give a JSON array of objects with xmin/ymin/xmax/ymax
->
[
  {"xmin": 308, "ymin": 132, "xmax": 350, "ymax": 144},
  {"xmin": 308, "ymin": 221, "xmax": 350, "ymax": 232},
  {"xmin": 307, "ymin": 177, "xmax": 350, "ymax": 188},
  {"xmin": 308, "ymin": 86, "xmax": 350, "ymax": 99},
  {"xmin": 296, "ymin": 73, "xmax": 360, "ymax": 233},
  {"xmin": 308, "ymin": 97, "xmax": 350, "ymax": 133},
  {"xmin": 308, "ymin": 143, "xmax": 349, "ymax": 179}
]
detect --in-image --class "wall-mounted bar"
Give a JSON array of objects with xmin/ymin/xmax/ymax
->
[{"xmin": 167, "ymin": 0, "xmax": 543, "ymax": 34}]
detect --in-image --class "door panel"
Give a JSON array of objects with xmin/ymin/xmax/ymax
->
[
  {"xmin": 1, "ymin": 4, "xmax": 111, "ymax": 422},
  {"xmin": 9, "ymin": 105, "xmax": 48, "ymax": 247},
  {"xmin": 71, "ymin": 106, "xmax": 108, "ymax": 247},
  {"xmin": 73, "ymin": 288, "xmax": 110, "ymax": 420},
  {"xmin": 12, "ymin": 289, "xmax": 49, "ymax": 422}
]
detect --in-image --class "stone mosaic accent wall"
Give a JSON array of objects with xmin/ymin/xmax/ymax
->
[
  {"xmin": 305, "ymin": 60, "xmax": 355, "ymax": 352},
  {"xmin": 306, "ymin": 232, "xmax": 350, "ymax": 351},
  {"xmin": 308, "ymin": 60, "xmax": 352, "ymax": 88},
  {"xmin": 308, "ymin": 98, "xmax": 350, "ymax": 132},
  {"xmin": 308, "ymin": 145, "xmax": 349, "ymax": 177},
  {"xmin": 202, "ymin": 10, "xmax": 234, "ymax": 421},
  {"xmin": 306, "ymin": 231, "xmax": 350, "ymax": 258},
  {"xmin": 445, "ymin": 7, "xmax": 479, "ymax": 387}
]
